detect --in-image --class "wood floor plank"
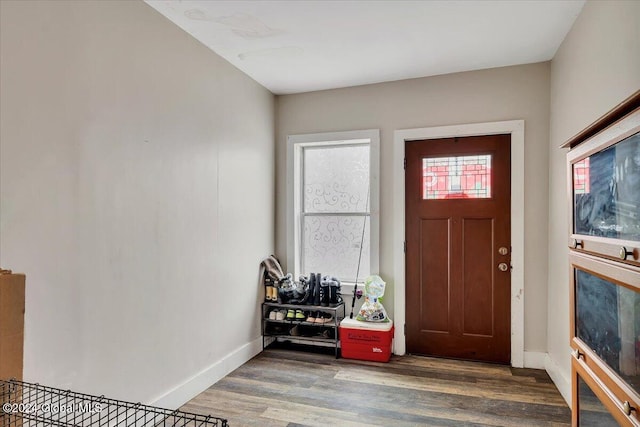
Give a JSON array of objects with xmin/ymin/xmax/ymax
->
[
  {"xmin": 195, "ymin": 388, "xmax": 426, "ymax": 427},
  {"xmin": 334, "ymin": 368, "xmax": 567, "ymax": 407},
  {"xmin": 510, "ymin": 367, "xmax": 556, "ymax": 384},
  {"xmin": 338, "ymin": 357, "xmax": 543, "ymax": 386},
  {"xmin": 180, "ymin": 347, "xmax": 570, "ymax": 426},
  {"xmin": 211, "ymin": 375, "xmax": 528, "ymax": 426},
  {"xmin": 392, "ymin": 354, "xmax": 514, "ymax": 377},
  {"xmin": 308, "ymin": 375, "xmax": 569, "ymax": 424},
  {"xmin": 307, "ymin": 380, "xmax": 561, "ymax": 427}
]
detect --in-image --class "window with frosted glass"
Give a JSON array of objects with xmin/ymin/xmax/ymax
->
[
  {"xmin": 422, "ymin": 155, "xmax": 491, "ymax": 199},
  {"xmin": 302, "ymin": 144, "xmax": 370, "ymax": 282}
]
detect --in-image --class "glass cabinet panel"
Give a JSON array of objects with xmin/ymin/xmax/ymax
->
[
  {"xmin": 576, "ymin": 269, "xmax": 640, "ymax": 392},
  {"xmin": 577, "ymin": 376, "xmax": 619, "ymax": 426},
  {"xmin": 573, "ymin": 132, "xmax": 640, "ymax": 240}
]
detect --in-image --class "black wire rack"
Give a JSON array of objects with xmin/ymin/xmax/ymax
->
[{"xmin": 0, "ymin": 379, "xmax": 228, "ymax": 427}]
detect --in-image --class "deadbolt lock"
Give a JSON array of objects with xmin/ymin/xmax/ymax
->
[{"xmin": 498, "ymin": 247, "xmax": 509, "ymax": 255}]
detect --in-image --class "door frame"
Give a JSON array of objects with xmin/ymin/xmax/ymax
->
[{"xmin": 393, "ymin": 120, "xmax": 525, "ymax": 367}]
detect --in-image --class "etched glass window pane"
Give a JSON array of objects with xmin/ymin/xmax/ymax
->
[
  {"xmin": 422, "ymin": 155, "xmax": 492, "ymax": 199},
  {"xmin": 576, "ymin": 269, "xmax": 640, "ymax": 393},
  {"xmin": 304, "ymin": 145, "xmax": 370, "ymax": 213},
  {"xmin": 302, "ymin": 215, "xmax": 370, "ymax": 282},
  {"xmin": 573, "ymin": 132, "xmax": 640, "ymax": 240}
]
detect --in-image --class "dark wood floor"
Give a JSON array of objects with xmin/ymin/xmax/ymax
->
[{"xmin": 181, "ymin": 346, "xmax": 571, "ymax": 427}]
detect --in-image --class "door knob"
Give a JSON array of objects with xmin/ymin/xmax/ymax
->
[{"xmin": 498, "ymin": 263, "xmax": 509, "ymax": 272}]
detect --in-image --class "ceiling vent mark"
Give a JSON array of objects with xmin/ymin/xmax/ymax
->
[
  {"xmin": 238, "ymin": 46, "xmax": 304, "ymax": 61},
  {"xmin": 214, "ymin": 13, "xmax": 285, "ymax": 39},
  {"xmin": 184, "ymin": 8, "xmax": 211, "ymax": 21}
]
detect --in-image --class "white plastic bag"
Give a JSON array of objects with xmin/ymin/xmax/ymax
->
[{"xmin": 356, "ymin": 275, "xmax": 389, "ymax": 322}]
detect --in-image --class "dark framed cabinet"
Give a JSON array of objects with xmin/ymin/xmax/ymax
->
[{"xmin": 565, "ymin": 91, "xmax": 640, "ymax": 426}]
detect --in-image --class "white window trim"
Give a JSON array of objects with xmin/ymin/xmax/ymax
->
[{"xmin": 286, "ymin": 129, "xmax": 380, "ymax": 286}]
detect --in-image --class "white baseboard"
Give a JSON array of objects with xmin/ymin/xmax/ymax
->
[
  {"xmin": 151, "ymin": 336, "xmax": 263, "ymax": 409},
  {"xmin": 545, "ymin": 353, "xmax": 571, "ymax": 407},
  {"xmin": 523, "ymin": 351, "xmax": 546, "ymax": 369}
]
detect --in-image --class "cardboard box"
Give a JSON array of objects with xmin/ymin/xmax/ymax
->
[
  {"xmin": 0, "ymin": 272, "xmax": 25, "ymax": 381},
  {"xmin": 340, "ymin": 318, "xmax": 393, "ymax": 362}
]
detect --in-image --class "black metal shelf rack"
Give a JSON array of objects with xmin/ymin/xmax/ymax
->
[
  {"xmin": 262, "ymin": 301, "xmax": 345, "ymax": 358},
  {"xmin": 0, "ymin": 379, "xmax": 227, "ymax": 426}
]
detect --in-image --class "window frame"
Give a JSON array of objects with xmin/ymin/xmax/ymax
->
[{"xmin": 286, "ymin": 129, "xmax": 380, "ymax": 287}]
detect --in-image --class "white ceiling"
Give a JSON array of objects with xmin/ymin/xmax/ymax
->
[{"xmin": 145, "ymin": 0, "xmax": 585, "ymax": 95}]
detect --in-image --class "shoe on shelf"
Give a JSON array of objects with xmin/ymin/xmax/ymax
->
[
  {"xmin": 266, "ymin": 285, "xmax": 277, "ymax": 301},
  {"xmin": 276, "ymin": 309, "xmax": 286, "ymax": 321},
  {"xmin": 286, "ymin": 309, "xmax": 295, "ymax": 320},
  {"xmin": 306, "ymin": 311, "xmax": 317, "ymax": 322},
  {"xmin": 315, "ymin": 311, "xmax": 325, "ymax": 323},
  {"xmin": 320, "ymin": 283, "xmax": 329, "ymax": 307},
  {"xmin": 267, "ymin": 324, "xmax": 286, "ymax": 335},
  {"xmin": 316, "ymin": 312, "xmax": 334, "ymax": 324},
  {"xmin": 314, "ymin": 273, "xmax": 322, "ymax": 305},
  {"xmin": 329, "ymin": 284, "xmax": 341, "ymax": 306},
  {"xmin": 295, "ymin": 310, "xmax": 305, "ymax": 321},
  {"xmin": 269, "ymin": 309, "xmax": 277, "ymax": 320},
  {"xmin": 289, "ymin": 325, "xmax": 301, "ymax": 336},
  {"xmin": 320, "ymin": 329, "xmax": 334, "ymax": 339}
]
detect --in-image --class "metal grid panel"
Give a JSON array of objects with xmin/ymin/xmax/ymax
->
[{"xmin": 0, "ymin": 380, "xmax": 227, "ymax": 427}]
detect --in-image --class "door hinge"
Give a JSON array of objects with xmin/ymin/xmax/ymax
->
[
  {"xmin": 404, "ymin": 241, "xmax": 407, "ymax": 253},
  {"xmin": 403, "ymin": 158, "xmax": 406, "ymax": 170},
  {"xmin": 404, "ymin": 323, "xmax": 407, "ymax": 335}
]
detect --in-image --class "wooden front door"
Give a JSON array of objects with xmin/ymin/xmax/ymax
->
[{"xmin": 405, "ymin": 134, "xmax": 511, "ymax": 364}]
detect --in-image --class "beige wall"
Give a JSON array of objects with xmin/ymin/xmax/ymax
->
[
  {"xmin": 0, "ymin": 0, "xmax": 274, "ymax": 405},
  {"xmin": 547, "ymin": 0, "xmax": 640, "ymax": 399},
  {"xmin": 276, "ymin": 63, "xmax": 551, "ymax": 352}
]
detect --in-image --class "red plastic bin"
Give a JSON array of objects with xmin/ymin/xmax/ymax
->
[{"xmin": 340, "ymin": 318, "xmax": 394, "ymax": 362}]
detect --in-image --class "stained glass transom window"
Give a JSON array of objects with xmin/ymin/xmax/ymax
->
[{"xmin": 422, "ymin": 155, "xmax": 492, "ymax": 199}]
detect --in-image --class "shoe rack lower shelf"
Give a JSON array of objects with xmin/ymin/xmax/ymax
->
[{"xmin": 262, "ymin": 302, "xmax": 345, "ymax": 358}]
